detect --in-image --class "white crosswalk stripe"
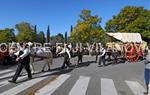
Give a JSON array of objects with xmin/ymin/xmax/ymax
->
[
  {"xmin": 125, "ymin": 80, "xmax": 146, "ymax": 95},
  {"xmin": 0, "ymin": 71, "xmax": 40, "ymax": 88},
  {"xmin": 0, "ymin": 71, "xmax": 53, "ymax": 95},
  {"xmin": 68, "ymin": 76, "xmax": 90, "ymax": 95},
  {"xmin": 0, "ymin": 72, "xmax": 15, "ymax": 80},
  {"xmin": 0, "ymin": 75, "xmax": 27, "ymax": 88},
  {"xmin": 0, "ymin": 69, "xmax": 17, "ymax": 87},
  {"xmin": 101, "ymin": 78, "xmax": 118, "ymax": 95},
  {"xmin": 0, "ymin": 69, "xmax": 13, "ymax": 75},
  {"xmin": 35, "ymin": 74, "xmax": 70, "ymax": 95},
  {"xmin": 0, "ymin": 77, "xmax": 47, "ymax": 95},
  {"xmin": 0, "ymin": 81, "xmax": 8, "ymax": 87}
]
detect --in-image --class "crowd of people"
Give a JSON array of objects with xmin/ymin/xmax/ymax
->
[
  {"xmin": 0, "ymin": 42, "xmax": 146, "ymax": 68},
  {"xmin": 0, "ymin": 42, "xmax": 150, "ymax": 95}
]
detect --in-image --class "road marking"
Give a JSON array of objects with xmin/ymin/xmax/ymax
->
[
  {"xmin": 0, "ymin": 75, "xmax": 27, "ymax": 88},
  {"xmin": 101, "ymin": 78, "xmax": 118, "ymax": 95},
  {"xmin": 0, "ymin": 81, "xmax": 8, "ymax": 87},
  {"xmin": 68, "ymin": 76, "xmax": 90, "ymax": 95},
  {"xmin": 0, "ymin": 71, "xmax": 53, "ymax": 95},
  {"xmin": 0, "ymin": 71, "xmax": 40, "ymax": 88},
  {"xmin": 0, "ymin": 72, "xmax": 15, "ymax": 80},
  {"xmin": 125, "ymin": 80, "xmax": 146, "ymax": 95},
  {"xmin": 0, "ymin": 71, "xmax": 51, "ymax": 88},
  {"xmin": 0, "ymin": 69, "xmax": 13, "ymax": 75},
  {"xmin": 35, "ymin": 74, "xmax": 70, "ymax": 95}
]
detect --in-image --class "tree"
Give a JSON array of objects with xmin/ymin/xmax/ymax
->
[
  {"xmin": 105, "ymin": 6, "xmax": 150, "ymax": 41},
  {"xmin": 70, "ymin": 9, "xmax": 104, "ymax": 43},
  {"xmin": 0, "ymin": 28, "xmax": 16, "ymax": 43},
  {"xmin": 70, "ymin": 25, "xmax": 73, "ymax": 33},
  {"xmin": 15, "ymin": 22, "xmax": 34, "ymax": 42},
  {"xmin": 33, "ymin": 25, "xmax": 37, "ymax": 42},
  {"xmin": 51, "ymin": 33, "xmax": 64, "ymax": 43},
  {"xmin": 47, "ymin": 25, "xmax": 50, "ymax": 43},
  {"xmin": 64, "ymin": 31, "xmax": 67, "ymax": 43},
  {"xmin": 68, "ymin": 25, "xmax": 73, "ymax": 43},
  {"xmin": 38, "ymin": 31, "xmax": 45, "ymax": 44}
]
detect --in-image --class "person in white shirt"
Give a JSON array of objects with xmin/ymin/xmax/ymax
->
[
  {"xmin": 14, "ymin": 42, "xmax": 24, "ymax": 57},
  {"xmin": 8, "ymin": 43, "xmax": 32, "ymax": 83},
  {"xmin": 98, "ymin": 45, "xmax": 106, "ymax": 66},
  {"xmin": 58, "ymin": 44, "xmax": 71, "ymax": 69}
]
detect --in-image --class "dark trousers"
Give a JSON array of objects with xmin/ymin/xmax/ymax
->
[
  {"xmin": 99, "ymin": 56, "xmax": 105, "ymax": 66},
  {"xmin": 113, "ymin": 56, "xmax": 118, "ymax": 64},
  {"xmin": 144, "ymin": 68, "xmax": 150, "ymax": 93},
  {"xmin": 78, "ymin": 55, "xmax": 83, "ymax": 64},
  {"xmin": 95, "ymin": 55, "xmax": 98, "ymax": 63},
  {"xmin": 12, "ymin": 59, "xmax": 32, "ymax": 81},
  {"xmin": 61, "ymin": 57, "xmax": 70, "ymax": 69}
]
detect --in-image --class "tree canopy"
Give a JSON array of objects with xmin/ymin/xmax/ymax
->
[
  {"xmin": 46, "ymin": 25, "xmax": 50, "ymax": 43},
  {"xmin": 105, "ymin": 6, "xmax": 150, "ymax": 41},
  {"xmin": 0, "ymin": 6, "xmax": 149, "ymax": 43},
  {"xmin": 15, "ymin": 22, "xmax": 34, "ymax": 42},
  {"xmin": 70, "ymin": 9, "xmax": 104, "ymax": 43},
  {"xmin": 0, "ymin": 28, "xmax": 15, "ymax": 43},
  {"xmin": 51, "ymin": 33, "xmax": 64, "ymax": 43},
  {"xmin": 38, "ymin": 31, "xmax": 45, "ymax": 44},
  {"xmin": 33, "ymin": 25, "xmax": 37, "ymax": 42}
]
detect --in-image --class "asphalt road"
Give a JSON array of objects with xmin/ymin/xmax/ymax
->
[{"xmin": 0, "ymin": 55, "xmax": 146, "ymax": 95}]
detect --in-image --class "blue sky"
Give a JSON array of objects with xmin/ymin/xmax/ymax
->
[{"xmin": 0, "ymin": 0, "xmax": 149, "ymax": 36}]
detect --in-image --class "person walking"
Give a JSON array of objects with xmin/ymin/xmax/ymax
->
[
  {"xmin": 77, "ymin": 48, "xmax": 83, "ymax": 65},
  {"xmin": 106, "ymin": 46, "xmax": 112, "ymax": 61},
  {"xmin": 143, "ymin": 46, "xmax": 150, "ymax": 95},
  {"xmin": 8, "ymin": 43, "xmax": 32, "ymax": 83},
  {"xmin": 58, "ymin": 44, "xmax": 71, "ymax": 69},
  {"xmin": 112, "ymin": 46, "xmax": 118, "ymax": 64},
  {"xmin": 41, "ymin": 47, "xmax": 53, "ymax": 72},
  {"xmin": 98, "ymin": 45, "xmax": 106, "ymax": 66}
]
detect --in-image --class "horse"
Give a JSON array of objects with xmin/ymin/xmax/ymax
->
[{"xmin": 30, "ymin": 46, "xmax": 53, "ymax": 73}]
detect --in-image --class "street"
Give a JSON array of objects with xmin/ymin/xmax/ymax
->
[{"xmin": 0, "ymin": 56, "xmax": 146, "ymax": 95}]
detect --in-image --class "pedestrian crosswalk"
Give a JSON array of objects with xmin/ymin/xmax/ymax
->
[
  {"xmin": 0, "ymin": 72, "xmax": 15, "ymax": 79},
  {"xmin": 35, "ymin": 74, "xmax": 70, "ymax": 95},
  {"xmin": 0, "ymin": 69, "xmax": 146, "ymax": 95},
  {"xmin": 35, "ymin": 74, "xmax": 146, "ymax": 95},
  {"xmin": 0, "ymin": 69, "xmax": 54, "ymax": 95},
  {"xmin": 125, "ymin": 81, "xmax": 146, "ymax": 95},
  {"xmin": 101, "ymin": 78, "xmax": 118, "ymax": 95},
  {"xmin": 0, "ymin": 69, "xmax": 13, "ymax": 75},
  {"xmin": 68, "ymin": 76, "xmax": 90, "ymax": 95}
]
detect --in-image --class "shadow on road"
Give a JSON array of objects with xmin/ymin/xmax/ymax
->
[{"xmin": 16, "ymin": 60, "xmax": 96, "ymax": 83}]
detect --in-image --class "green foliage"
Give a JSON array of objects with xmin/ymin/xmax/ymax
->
[
  {"xmin": 70, "ymin": 25, "xmax": 73, "ymax": 33},
  {"xmin": 38, "ymin": 31, "xmax": 45, "ymax": 44},
  {"xmin": 70, "ymin": 9, "xmax": 104, "ymax": 43},
  {"xmin": 15, "ymin": 22, "xmax": 34, "ymax": 42},
  {"xmin": 47, "ymin": 25, "xmax": 50, "ymax": 42},
  {"xmin": 33, "ymin": 25, "xmax": 37, "ymax": 42},
  {"xmin": 0, "ymin": 28, "xmax": 16, "ymax": 43},
  {"xmin": 51, "ymin": 33, "xmax": 64, "ymax": 43},
  {"xmin": 105, "ymin": 6, "xmax": 150, "ymax": 41},
  {"xmin": 64, "ymin": 32, "xmax": 67, "ymax": 43}
]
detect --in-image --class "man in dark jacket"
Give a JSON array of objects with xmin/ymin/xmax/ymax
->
[
  {"xmin": 8, "ymin": 43, "xmax": 32, "ymax": 83},
  {"xmin": 77, "ymin": 48, "xmax": 83, "ymax": 65}
]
